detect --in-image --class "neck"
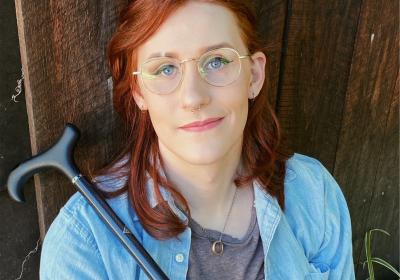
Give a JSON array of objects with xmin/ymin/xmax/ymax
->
[{"xmin": 158, "ymin": 138, "xmax": 243, "ymax": 221}]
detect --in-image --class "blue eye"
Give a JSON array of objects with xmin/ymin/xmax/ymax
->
[
  {"xmin": 204, "ymin": 57, "xmax": 231, "ymax": 71},
  {"xmin": 155, "ymin": 64, "xmax": 177, "ymax": 77}
]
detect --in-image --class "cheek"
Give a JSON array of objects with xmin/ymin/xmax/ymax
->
[
  {"xmin": 149, "ymin": 116, "xmax": 173, "ymax": 140},
  {"xmin": 220, "ymin": 85, "xmax": 250, "ymax": 129},
  {"xmin": 145, "ymin": 98, "xmax": 175, "ymax": 136},
  {"xmin": 220, "ymin": 83, "xmax": 248, "ymax": 121},
  {"xmin": 139, "ymin": 89, "xmax": 188, "ymax": 156},
  {"xmin": 229, "ymin": 95, "xmax": 249, "ymax": 136}
]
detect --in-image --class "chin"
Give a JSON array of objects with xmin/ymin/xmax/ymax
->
[
  {"xmin": 158, "ymin": 136, "xmax": 238, "ymax": 166},
  {"xmin": 177, "ymin": 148, "xmax": 227, "ymax": 165}
]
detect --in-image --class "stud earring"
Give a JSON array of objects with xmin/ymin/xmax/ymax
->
[{"xmin": 249, "ymin": 92, "xmax": 256, "ymax": 106}]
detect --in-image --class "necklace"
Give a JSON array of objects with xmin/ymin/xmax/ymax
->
[{"xmin": 211, "ymin": 187, "xmax": 238, "ymax": 256}]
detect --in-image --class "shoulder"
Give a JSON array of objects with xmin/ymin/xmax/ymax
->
[
  {"xmin": 44, "ymin": 192, "xmax": 98, "ymax": 244},
  {"xmin": 54, "ymin": 191, "xmax": 102, "ymax": 238},
  {"xmin": 283, "ymin": 152, "xmax": 328, "ymax": 225},
  {"xmin": 285, "ymin": 153, "xmax": 352, "ymax": 230},
  {"xmin": 42, "ymin": 189, "xmax": 134, "ymax": 244},
  {"xmin": 40, "ymin": 192, "xmax": 103, "ymax": 278},
  {"xmin": 40, "ymin": 191, "xmax": 102, "ymax": 252},
  {"xmin": 284, "ymin": 152, "xmax": 340, "ymax": 203},
  {"xmin": 40, "ymin": 190, "xmax": 137, "ymax": 279},
  {"xmin": 282, "ymin": 153, "xmax": 351, "ymax": 257},
  {"xmin": 285, "ymin": 152, "xmax": 349, "ymax": 208},
  {"xmin": 282, "ymin": 154, "xmax": 355, "ymax": 276},
  {"xmin": 285, "ymin": 152, "xmax": 326, "ymax": 183}
]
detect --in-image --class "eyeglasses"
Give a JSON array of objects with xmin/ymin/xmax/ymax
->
[{"xmin": 132, "ymin": 47, "xmax": 251, "ymax": 95}]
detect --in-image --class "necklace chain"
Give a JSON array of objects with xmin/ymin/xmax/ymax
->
[{"xmin": 211, "ymin": 186, "xmax": 238, "ymax": 256}]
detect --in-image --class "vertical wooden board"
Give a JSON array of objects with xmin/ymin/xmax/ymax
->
[
  {"xmin": 333, "ymin": 0, "xmax": 399, "ymax": 278},
  {"xmin": 252, "ymin": 0, "xmax": 287, "ymax": 107},
  {"xmin": 0, "ymin": 2, "xmax": 40, "ymax": 278},
  {"xmin": 0, "ymin": 0, "xmax": 32, "ymax": 192},
  {"xmin": 276, "ymin": 0, "xmax": 362, "ymax": 169},
  {"xmin": 15, "ymin": 0, "xmax": 127, "ymax": 239},
  {"xmin": 364, "ymin": 75, "xmax": 399, "ymax": 279}
]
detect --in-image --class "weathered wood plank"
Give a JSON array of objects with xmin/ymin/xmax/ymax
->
[
  {"xmin": 334, "ymin": 0, "xmax": 399, "ymax": 277},
  {"xmin": 276, "ymin": 0, "xmax": 362, "ymax": 168},
  {"xmin": 0, "ymin": 1, "xmax": 40, "ymax": 278},
  {"xmin": 15, "ymin": 0, "xmax": 127, "ymax": 239},
  {"xmin": 253, "ymin": 0, "xmax": 287, "ymax": 107},
  {"xmin": 363, "ymin": 74, "xmax": 399, "ymax": 279},
  {"xmin": 0, "ymin": 0, "xmax": 31, "ymax": 192}
]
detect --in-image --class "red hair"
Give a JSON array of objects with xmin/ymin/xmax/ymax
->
[{"xmin": 89, "ymin": 0, "xmax": 293, "ymax": 240}]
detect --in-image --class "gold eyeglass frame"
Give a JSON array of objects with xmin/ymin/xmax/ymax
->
[{"xmin": 132, "ymin": 47, "xmax": 251, "ymax": 95}]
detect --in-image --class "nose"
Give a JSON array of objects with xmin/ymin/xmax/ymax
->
[{"xmin": 179, "ymin": 59, "xmax": 211, "ymax": 111}]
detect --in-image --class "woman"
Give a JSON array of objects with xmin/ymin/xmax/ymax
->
[{"xmin": 40, "ymin": 1, "xmax": 355, "ymax": 279}]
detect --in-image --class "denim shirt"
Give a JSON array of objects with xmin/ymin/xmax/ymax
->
[{"xmin": 40, "ymin": 153, "xmax": 355, "ymax": 279}]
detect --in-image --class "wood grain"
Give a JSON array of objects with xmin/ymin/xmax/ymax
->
[
  {"xmin": 253, "ymin": 0, "xmax": 287, "ymax": 107},
  {"xmin": 276, "ymin": 0, "xmax": 398, "ymax": 277},
  {"xmin": 334, "ymin": 0, "xmax": 399, "ymax": 277},
  {"xmin": 277, "ymin": 0, "xmax": 362, "ymax": 168},
  {"xmin": 15, "ymin": 0, "xmax": 127, "ymax": 239}
]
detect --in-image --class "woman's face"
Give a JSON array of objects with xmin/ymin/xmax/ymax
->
[{"xmin": 134, "ymin": 1, "xmax": 266, "ymax": 165}]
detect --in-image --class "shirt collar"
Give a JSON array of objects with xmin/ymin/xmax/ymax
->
[
  {"xmin": 144, "ymin": 175, "xmax": 283, "ymax": 224},
  {"xmin": 120, "ymin": 156, "xmax": 296, "ymax": 224},
  {"xmin": 145, "ymin": 163, "xmax": 296, "ymax": 211}
]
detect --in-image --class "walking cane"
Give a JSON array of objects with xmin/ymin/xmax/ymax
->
[{"xmin": 7, "ymin": 123, "xmax": 169, "ymax": 280}]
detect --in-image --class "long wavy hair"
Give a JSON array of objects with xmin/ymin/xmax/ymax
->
[{"xmin": 88, "ymin": 0, "xmax": 293, "ymax": 240}]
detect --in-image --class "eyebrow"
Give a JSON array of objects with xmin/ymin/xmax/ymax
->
[{"xmin": 146, "ymin": 42, "xmax": 235, "ymax": 59}]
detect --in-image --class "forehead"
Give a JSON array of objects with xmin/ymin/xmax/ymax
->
[{"xmin": 137, "ymin": 2, "xmax": 247, "ymax": 62}]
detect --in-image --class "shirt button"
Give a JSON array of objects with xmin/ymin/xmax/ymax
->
[{"xmin": 175, "ymin": 253, "xmax": 184, "ymax": 263}]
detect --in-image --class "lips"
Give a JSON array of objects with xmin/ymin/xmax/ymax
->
[{"xmin": 179, "ymin": 117, "xmax": 223, "ymax": 131}]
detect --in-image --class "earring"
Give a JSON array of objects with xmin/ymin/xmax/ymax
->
[{"xmin": 249, "ymin": 92, "xmax": 256, "ymax": 106}]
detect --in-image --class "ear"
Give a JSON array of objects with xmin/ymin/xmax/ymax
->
[
  {"xmin": 132, "ymin": 90, "xmax": 148, "ymax": 111},
  {"xmin": 248, "ymin": 51, "xmax": 267, "ymax": 99}
]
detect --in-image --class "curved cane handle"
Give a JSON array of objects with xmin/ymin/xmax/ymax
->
[{"xmin": 7, "ymin": 123, "xmax": 80, "ymax": 202}]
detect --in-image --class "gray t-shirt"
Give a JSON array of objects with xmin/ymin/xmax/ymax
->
[{"xmin": 187, "ymin": 203, "xmax": 265, "ymax": 280}]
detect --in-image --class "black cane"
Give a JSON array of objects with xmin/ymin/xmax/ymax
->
[{"xmin": 7, "ymin": 123, "xmax": 169, "ymax": 280}]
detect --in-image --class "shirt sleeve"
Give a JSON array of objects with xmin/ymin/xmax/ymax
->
[
  {"xmin": 307, "ymin": 161, "xmax": 356, "ymax": 280},
  {"xmin": 40, "ymin": 208, "xmax": 108, "ymax": 280}
]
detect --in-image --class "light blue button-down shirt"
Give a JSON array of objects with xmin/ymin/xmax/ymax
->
[{"xmin": 40, "ymin": 153, "xmax": 355, "ymax": 279}]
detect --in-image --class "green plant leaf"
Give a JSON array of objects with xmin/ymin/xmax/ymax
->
[
  {"xmin": 365, "ymin": 230, "xmax": 374, "ymax": 279},
  {"xmin": 363, "ymin": 228, "xmax": 397, "ymax": 280},
  {"xmin": 370, "ymin": 228, "xmax": 390, "ymax": 236},
  {"xmin": 371, "ymin": 257, "xmax": 400, "ymax": 278}
]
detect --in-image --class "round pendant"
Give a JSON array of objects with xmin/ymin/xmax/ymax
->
[{"xmin": 211, "ymin": 240, "xmax": 224, "ymax": 256}]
